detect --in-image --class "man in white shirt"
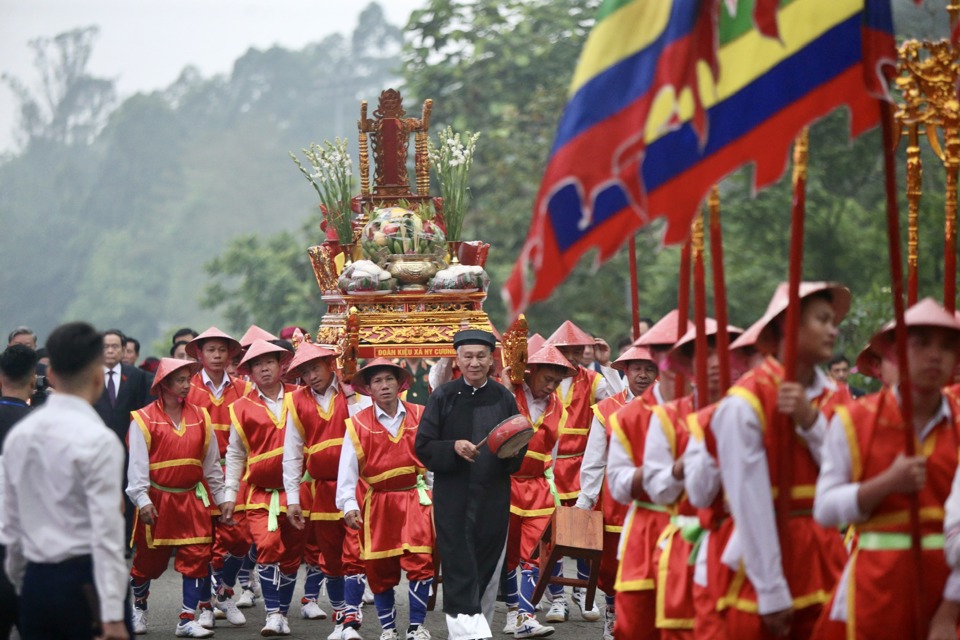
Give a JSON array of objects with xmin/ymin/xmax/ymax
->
[{"xmin": 2, "ymin": 321, "xmax": 129, "ymax": 640}]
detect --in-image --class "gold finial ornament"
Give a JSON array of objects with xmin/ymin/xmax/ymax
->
[{"xmin": 501, "ymin": 315, "xmax": 529, "ymax": 386}]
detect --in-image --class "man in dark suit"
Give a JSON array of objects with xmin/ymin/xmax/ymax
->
[{"xmin": 94, "ymin": 329, "xmax": 153, "ymax": 548}]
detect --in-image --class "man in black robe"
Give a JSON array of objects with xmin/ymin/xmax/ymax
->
[{"xmin": 415, "ymin": 329, "xmax": 524, "ymax": 640}]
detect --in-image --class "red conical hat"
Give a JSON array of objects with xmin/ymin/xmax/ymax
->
[
  {"xmin": 611, "ymin": 345, "xmax": 655, "ymax": 372},
  {"xmin": 186, "ymin": 326, "xmax": 242, "ymax": 360},
  {"xmin": 544, "ymin": 320, "xmax": 594, "ymax": 347},
  {"xmin": 350, "ymin": 357, "xmax": 412, "ymax": 396},
  {"xmin": 636, "ymin": 310, "xmax": 685, "ymax": 348},
  {"xmin": 665, "ymin": 318, "xmax": 743, "ymax": 374},
  {"xmin": 238, "ymin": 339, "xmax": 293, "ymax": 374},
  {"xmin": 527, "ymin": 333, "xmax": 546, "ymax": 355},
  {"xmin": 239, "ymin": 325, "xmax": 279, "ymax": 349},
  {"xmin": 151, "ymin": 357, "xmax": 202, "ymax": 395},
  {"xmin": 855, "ymin": 343, "xmax": 882, "ymax": 380},
  {"xmin": 527, "ymin": 345, "xmax": 577, "ymax": 378},
  {"xmin": 751, "ymin": 281, "xmax": 851, "ymax": 353},
  {"xmin": 285, "ymin": 342, "xmax": 337, "ymax": 379},
  {"xmin": 870, "ymin": 297, "xmax": 960, "ymax": 356}
]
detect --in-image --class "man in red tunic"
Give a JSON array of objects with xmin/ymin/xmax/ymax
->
[
  {"xmin": 220, "ymin": 340, "xmax": 304, "ymax": 636},
  {"xmin": 127, "ymin": 358, "xmax": 229, "ymax": 637},
  {"xmin": 501, "ymin": 345, "xmax": 574, "ymax": 638},
  {"xmin": 575, "ymin": 344, "xmax": 658, "ymax": 640},
  {"xmin": 641, "ymin": 320, "xmax": 741, "ymax": 640},
  {"xmin": 336, "ymin": 359, "xmax": 433, "ymax": 640},
  {"xmin": 282, "ymin": 342, "xmax": 372, "ymax": 634},
  {"xmin": 816, "ymin": 298, "xmax": 960, "ymax": 639},
  {"xmin": 184, "ymin": 327, "xmax": 252, "ymax": 624},
  {"xmin": 605, "ymin": 310, "xmax": 689, "ymax": 640},
  {"xmin": 711, "ymin": 282, "xmax": 851, "ymax": 640},
  {"xmin": 542, "ymin": 320, "xmax": 612, "ymax": 623}
]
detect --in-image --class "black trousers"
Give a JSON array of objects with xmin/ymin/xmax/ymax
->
[{"xmin": 19, "ymin": 555, "xmax": 132, "ymax": 640}]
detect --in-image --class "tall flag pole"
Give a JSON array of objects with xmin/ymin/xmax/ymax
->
[
  {"xmin": 503, "ymin": 1, "xmax": 896, "ymax": 320},
  {"xmin": 692, "ymin": 213, "xmax": 710, "ymax": 409},
  {"xmin": 707, "ymin": 186, "xmax": 731, "ymax": 392},
  {"xmin": 629, "ymin": 237, "xmax": 641, "ymax": 340}
]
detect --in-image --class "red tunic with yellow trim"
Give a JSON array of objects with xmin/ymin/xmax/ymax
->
[
  {"xmin": 685, "ymin": 403, "xmax": 734, "ymax": 608},
  {"xmin": 345, "ymin": 401, "xmax": 433, "ymax": 560},
  {"xmin": 132, "ymin": 400, "xmax": 214, "ymax": 547},
  {"xmin": 286, "ymin": 386, "xmax": 353, "ymax": 521},
  {"xmin": 609, "ymin": 391, "xmax": 674, "ymax": 593},
  {"xmin": 230, "ymin": 384, "xmax": 306, "ymax": 512},
  {"xmin": 593, "ymin": 389, "xmax": 633, "ymax": 532},
  {"xmin": 187, "ymin": 372, "xmax": 252, "ymax": 456},
  {"xmin": 646, "ymin": 397, "xmax": 698, "ymax": 631},
  {"xmin": 509, "ymin": 384, "xmax": 566, "ymax": 520},
  {"xmin": 718, "ymin": 356, "xmax": 848, "ymax": 614},
  {"xmin": 554, "ymin": 366, "xmax": 604, "ymax": 500},
  {"xmin": 832, "ymin": 387, "xmax": 959, "ymax": 639}
]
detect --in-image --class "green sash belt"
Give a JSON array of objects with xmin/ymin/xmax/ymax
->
[
  {"xmin": 858, "ymin": 532, "xmax": 944, "ymax": 551},
  {"xmin": 416, "ymin": 475, "xmax": 433, "ymax": 506},
  {"xmin": 302, "ymin": 470, "xmax": 314, "ymax": 483},
  {"xmin": 670, "ymin": 514, "xmax": 706, "ymax": 565},
  {"xmin": 635, "ymin": 500, "xmax": 669, "ymax": 513},
  {"xmin": 149, "ymin": 481, "xmax": 210, "ymax": 507},
  {"xmin": 544, "ymin": 467, "xmax": 561, "ymax": 507},
  {"xmin": 267, "ymin": 489, "xmax": 281, "ymax": 532}
]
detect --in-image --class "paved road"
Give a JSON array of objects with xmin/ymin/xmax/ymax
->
[{"xmin": 140, "ymin": 559, "xmax": 607, "ymax": 639}]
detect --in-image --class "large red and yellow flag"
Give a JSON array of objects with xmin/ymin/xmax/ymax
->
[{"xmin": 502, "ymin": 0, "xmax": 895, "ymax": 320}]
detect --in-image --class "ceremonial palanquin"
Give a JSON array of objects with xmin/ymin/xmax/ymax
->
[{"xmin": 300, "ymin": 89, "xmax": 495, "ymax": 378}]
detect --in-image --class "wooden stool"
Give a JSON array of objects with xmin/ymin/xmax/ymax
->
[{"xmin": 531, "ymin": 505, "xmax": 604, "ymax": 608}]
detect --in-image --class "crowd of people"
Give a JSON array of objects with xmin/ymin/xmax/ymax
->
[{"xmin": 2, "ymin": 279, "xmax": 960, "ymax": 640}]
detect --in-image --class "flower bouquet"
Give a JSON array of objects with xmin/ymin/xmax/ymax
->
[
  {"xmin": 428, "ymin": 127, "xmax": 480, "ymax": 243},
  {"xmin": 290, "ymin": 138, "xmax": 355, "ymax": 245}
]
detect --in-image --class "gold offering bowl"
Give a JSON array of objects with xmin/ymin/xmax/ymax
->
[{"xmin": 385, "ymin": 255, "xmax": 439, "ymax": 291}]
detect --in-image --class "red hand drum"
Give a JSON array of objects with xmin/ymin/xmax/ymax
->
[{"xmin": 484, "ymin": 415, "xmax": 534, "ymax": 458}]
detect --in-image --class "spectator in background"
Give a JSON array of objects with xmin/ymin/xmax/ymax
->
[
  {"xmin": 7, "ymin": 327, "xmax": 37, "ymax": 349},
  {"xmin": 637, "ymin": 317, "xmax": 653, "ymax": 337},
  {"xmin": 140, "ymin": 357, "xmax": 161, "ymax": 375},
  {"xmin": 0, "ymin": 344, "xmax": 38, "ymax": 638},
  {"xmin": 35, "ymin": 347, "xmax": 49, "ymax": 368},
  {"xmin": 827, "ymin": 353, "xmax": 864, "ymax": 398},
  {"xmin": 173, "ymin": 328, "xmax": 199, "ymax": 346},
  {"xmin": 616, "ymin": 335, "xmax": 633, "ymax": 358},
  {"xmin": 123, "ymin": 337, "xmax": 141, "ymax": 366},
  {"xmin": 2, "ymin": 322, "xmax": 130, "ymax": 640},
  {"xmin": 171, "ymin": 340, "xmax": 191, "ymax": 360}
]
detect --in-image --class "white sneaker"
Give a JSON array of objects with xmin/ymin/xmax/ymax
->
[
  {"xmin": 406, "ymin": 625, "xmax": 431, "ymax": 640},
  {"xmin": 197, "ymin": 608, "xmax": 215, "ymax": 630},
  {"xmin": 236, "ymin": 586, "xmax": 257, "ymax": 608},
  {"xmin": 215, "ymin": 596, "xmax": 246, "ymax": 626},
  {"xmin": 280, "ymin": 615, "xmax": 291, "ymax": 635},
  {"xmin": 214, "ymin": 608, "xmax": 226, "ymax": 620},
  {"xmin": 602, "ymin": 606, "xmax": 615, "ymax": 640},
  {"xmin": 572, "ymin": 587, "xmax": 601, "ymax": 621},
  {"xmin": 301, "ymin": 599, "xmax": 329, "ymax": 620},
  {"xmin": 514, "ymin": 613, "xmax": 555, "ymax": 638},
  {"xmin": 132, "ymin": 607, "xmax": 148, "ymax": 634},
  {"xmin": 327, "ymin": 623, "xmax": 345, "ymax": 640},
  {"xmin": 175, "ymin": 619, "xmax": 214, "ymax": 638},
  {"xmin": 502, "ymin": 609, "xmax": 519, "ymax": 634},
  {"xmin": 544, "ymin": 598, "xmax": 568, "ymax": 623},
  {"xmin": 341, "ymin": 626, "xmax": 362, "ymax": 640},
  {"xmin": 379, "ymin": 630, "xmax": 399, "ymax": 640},
  {"xmin": 261, "ymin": 612, "xmax": 285, "ymax": 636}
]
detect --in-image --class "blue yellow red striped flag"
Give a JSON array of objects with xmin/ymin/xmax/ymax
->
[{"xmin": 502, "ymin": 0, "xmax": 895, "ymax": 319}]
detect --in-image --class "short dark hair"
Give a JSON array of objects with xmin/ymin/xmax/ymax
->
[
  {"xmin": 126, "ymin": 337, "xmax": 141, "ymax": 355},
  {"xmin": 362, "ymin": 365, "xmax": 399, "ymax": 385},
  {"xmin": 170, "ymin": 340, "xmax": 190, "ymax": 357},
  {"xmin": 639, "ymin": 317, "xmax": 654, "ymax": 327},
  {"xmin": 172, "ymin": 328, "xmax": 197, "ymax": 344},
  {"xmin": 269, "ymin": 339, "xmax": 295, "ymax": 353},
  {"xmin": 46, "ymin": 322, "xmax": 103, "ymax": 377},
  {"xmin": 7, "ymin": 326, "xmax": 36, "ymax": 344},
  {"xmin": 0, "ymin": 344, "xmax": 39, "ymax": 384},
  {"xmin": 103, "ymin": 329, "xmax": 126, "ymax": 346},
  {"xmin": 617, "ymin": 335, "xmax": 633, "ymax": 351},
  {"xmin": 828, "ymin": 354, "xmax": 850, "ymax": 368}
]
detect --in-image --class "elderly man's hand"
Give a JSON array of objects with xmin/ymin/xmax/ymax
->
[
  {"xmin": 344, "ymin": 510, "xmax": 363, "ymax": 530},
  {"xmin": 455, "ymin": 439, "xmax": 480, "ymax": 462}
]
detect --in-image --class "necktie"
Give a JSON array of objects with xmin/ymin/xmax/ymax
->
[{"xmin": 107, "ymin": 370, "xmax": 117, "ymax": 407}]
